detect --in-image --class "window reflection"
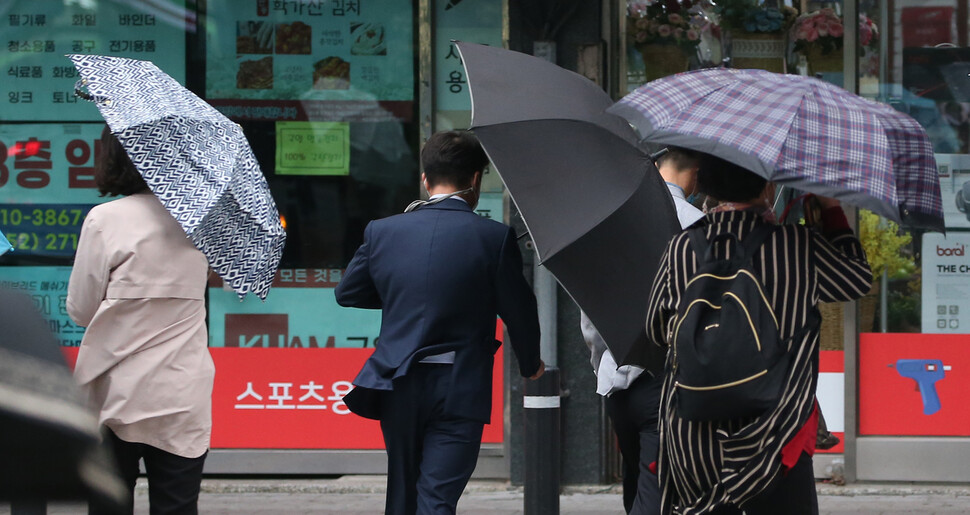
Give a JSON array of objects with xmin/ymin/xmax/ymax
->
[{"xmin": 244, "ymin": 121, "xmax": 418, "ymax": 270}]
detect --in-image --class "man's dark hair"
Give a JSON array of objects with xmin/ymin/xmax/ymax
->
[
  {"xmin": 95, "ymin": 126, "xmax": 148, "ymax": 197},
  {"xmin": 656, "ymin": 146, "xmax": 702, "ymax": 171},
  {"xmin": 420, "ymin": 130, "xmax": 489, "ymax": 188},
  {"xmin": 696, "ymin": 154, "xmax": 767, "ymax": 202}
]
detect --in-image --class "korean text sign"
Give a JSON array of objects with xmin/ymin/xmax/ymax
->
[
  {"xmin": 205, "ymin": 271, "xmax": 505, "ymax": 448},
  {"xmin": 208, "ymin": 268, "xmax": 383, "ymax": 349},
  {"xmin": 0, "ymin": 124, "xmax": 106, "ymax": 257},
  {"xmin": 2, "ymin": 0, "xmax": 187, "ymax": 121},
  {"xmin": 434, "ymin": 1, "xmax": 502, "ymax": 112},
  {"xmin": 0, "ymin": 266, "xmax": 86, "ymax": 347},
  {"xmin": 921, "ymin": 232, "xmax": 970, "ymax": 333},
  {"xmin": 275, "ymin": 121, "xmax": 350, "ymax": 176},
  {"xmin": 205, "ymin": 0, "xmax": 413, "ymax": 104}
]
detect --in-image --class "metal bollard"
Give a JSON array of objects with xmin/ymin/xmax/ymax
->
[{"xmin": 524, "ymin": 366, "xmax": 560, "ymax": 515}]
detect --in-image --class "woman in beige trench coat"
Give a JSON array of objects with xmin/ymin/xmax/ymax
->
[{"xmin": 68, "ymin": 127, "xmax": 214, "ymax": 515}]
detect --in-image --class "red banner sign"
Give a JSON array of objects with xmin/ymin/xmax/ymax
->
[
  {"xmin": 860, "ymin": 333, "xmax": 970, "ymax": 436},
  {"xmin": 61, "ymin": 325, "xmax": 506, "ymax": 449}
]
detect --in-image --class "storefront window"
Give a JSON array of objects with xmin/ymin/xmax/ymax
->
[
  {"xmin": 1, "ymin": 1, "xmax": 193, "ymax": 345},
  {"xmin": 859, "ymin": 0, "xmax": 969, "ymax": 338},
  {"xmin": 0, "ymin": 0, "xmax": 421, "ymax": 451},
  {"xmin": 856, "ymin": 0, "xmax": 970, "ymax": 444},
  {"xmin": 202, "ymin": 0, "xmax": 417, "ymax": 353},
  {"xmin": 624, "ymin": 0, "xmax": 720, "ymax": 92},
  {"xmin": 1, "ymin": 0, "xmax": 513, "ymax": 458}
]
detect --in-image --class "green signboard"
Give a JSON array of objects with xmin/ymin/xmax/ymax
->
[
  {"xmin": 275, "ymin": 121, "xmax": 350, "ymax": 175},
  {"xmin": 1, "ymin": 1, "xmax": 187, "ymax": 121}
]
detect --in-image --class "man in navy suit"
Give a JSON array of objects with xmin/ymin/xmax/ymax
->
[{"xmin": 335, "ymin": 130, "xmax": 544, "ymax": 515}]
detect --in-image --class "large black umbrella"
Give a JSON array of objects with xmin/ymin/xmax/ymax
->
[
  {"xmin": 0, "ymin": 289, "xmax": 127, "ymax": 511},
  {"xmin": 456, "ymin": 42, "xmax": 681, "ymax": 369}
]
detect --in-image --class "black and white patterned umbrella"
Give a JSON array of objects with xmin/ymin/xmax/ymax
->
[{"xmin": 68, "ymin": 54, "xmax": 285, "ymax": 300}]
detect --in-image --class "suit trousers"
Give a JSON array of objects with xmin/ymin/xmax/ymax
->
[
  {"xmin": 604, "ymin": 373, "xmax": 663, "ymax": 515},
  {"xmin": 708, "ymin": 451, "xmax": 818, "ymax": 515},
  {"xmin": 89, "ymin": 428, "xmax": 207, "ymax": 515},
  {"xmin": 380, "ymin": 363, "xmax": 485, "ymax": 515}
]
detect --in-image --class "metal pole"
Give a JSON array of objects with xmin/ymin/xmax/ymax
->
[
  {"xmin": 880, "ymin": 269, "xmax": 889, "ymax": 332},
  {"xmin": 526, "ymin": 42, "xmax": 560, "ymax": 515},
  {"xmin": 524, "ymin": 366, "xmax": 561, "ymax": 515},
  {"xmin": 530, "ymin": 41, "xmax": 559, "ymax": 370},
  {"xmin": 534, "ymin": 264, "xmax": 558, "ymax": 367}
]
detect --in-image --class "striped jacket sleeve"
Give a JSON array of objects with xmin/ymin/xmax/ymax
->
[
  {"xmin": 812, "ymin": 228, "xmax": 873, "ymax": 304},
  {"xmin": 646, "ymin": 241, "xmax": 677, "ymax": 349}
]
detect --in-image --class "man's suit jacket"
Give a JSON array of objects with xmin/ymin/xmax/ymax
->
[{"xmin": 335, "ymin": 198, "xmax": 542, "ymax": 423}]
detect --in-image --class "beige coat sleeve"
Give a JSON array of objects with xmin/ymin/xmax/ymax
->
[{"xmin": 67, "ymin": 214, "xmax": 110, "ymax": 327}]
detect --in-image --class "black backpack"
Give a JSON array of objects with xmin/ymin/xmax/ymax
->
[{"xmin": 670, "ymin": 225, "xmax": 803, "ymax": 422}]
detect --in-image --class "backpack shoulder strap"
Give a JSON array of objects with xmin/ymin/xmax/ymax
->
[
  {"xmin": 686, "ymin": 223, "xmax": 776, "ymax": 265},
  {"xmin": 738, "ymin": 224, "xmax": 774, "ymax": 264},
  {"xmin": 686, "ymin": 226, "xmax": 745, "ymax": 265},
  {"xmin": 686, "ymin": 227, "xmax": 711, "ymax": 263}
]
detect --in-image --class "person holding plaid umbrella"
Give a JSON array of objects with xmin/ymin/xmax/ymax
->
[{"xmin": 645, "ymin": 153, "xmax": 872, "ymax": 514}]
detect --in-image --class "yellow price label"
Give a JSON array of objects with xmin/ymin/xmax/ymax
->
[{"xmin": 275, "ymin": 121, "xmax": 350, "ymax": 176}]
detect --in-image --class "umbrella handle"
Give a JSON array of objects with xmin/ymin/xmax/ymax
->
[{"xmin": 74, "ymin": 79, "xmax": 110, "ymax": 104}]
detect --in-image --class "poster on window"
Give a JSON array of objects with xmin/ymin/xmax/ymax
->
[
  {"xmin": 935, "ymin": 154, "xmax": 970, "ymax": 229},
  {"xmin": 0, "ymin": 123, "xmax": 107, "ymax": 257},
  {"xmin": 0, "ymin": 266, "xmax": 86, "ymax": 347},
  {"xmin": 860, "ymin": 333, "xmax": 970, "ymax": 436},
  {"xmin": 921, "ymin": 232, "xmax": 970, "ymax": 334},
  {"xmin": 208, "ymin": 269, "xmax": 382, "ymax": 348},
  {"xmin": 434, "ymin": 1, "xmax": 502, "ymax": 113},
  {"xmin": 1, "ymin": 0, "xmax": 188, "ymax": 121},
  {"xmin": 205, "ymin": 0, "xmax": 413, "ymax": 122}
]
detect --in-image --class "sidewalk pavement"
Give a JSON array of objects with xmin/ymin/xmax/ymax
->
[{"xmin": 10, "ymin": 477, "xmax": 970, "ymax": 514}]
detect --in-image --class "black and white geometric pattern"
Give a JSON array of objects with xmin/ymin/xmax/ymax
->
[{"xmin": 69, "ymin": 54, "xmax": 285, "ymax": 300}]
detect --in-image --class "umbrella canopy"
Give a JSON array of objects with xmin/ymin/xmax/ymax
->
[
  {"xmin": 456, "ymin": 42, "xmax": 682, "ymax": 369},
  {"xmin": 0, "ymin": 289, "xmax": 127, "ymax": 509},
  {"xmin": 609, "ymin": 68, "xmax": 945, "ymax": 232},
  {"xmin": 68, "ymin": 54, "xmax": 285, "ymax": 299},
  {"xmin": 0, "ymin": 229, "xmax": 10, "ymax": 256}
]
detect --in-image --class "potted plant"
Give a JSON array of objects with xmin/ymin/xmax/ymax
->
[
  {"xmin": 818, "ymin": 209, "xmax": 913, "ymax": 348},
  {"xmin": 628, "ymin": 0, "xmax": 705, "ymax": 81},
  {"xmin": 791, "ymin": 9, "xmax": 879, "ymax": 76},
  {"xmin": 712, "ymin": 0, "xmax": 798, "ymax": 73},
  {"xmin": 858, "ymin": 209, "xmax": 913, "ymax": 288}
]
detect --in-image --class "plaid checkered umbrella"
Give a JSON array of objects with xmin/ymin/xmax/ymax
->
[
  {"xmin": 69, "ymin": 54, "xmax": 285, "ymax": 300},
  {"xmin": 609, "ymin": 68, "xmax": 945, "ymax": 231}
]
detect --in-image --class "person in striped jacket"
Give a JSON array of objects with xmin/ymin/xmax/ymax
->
[{"xmin": 645, "ymin": 154, "xmax": 872, "ymax": 514}]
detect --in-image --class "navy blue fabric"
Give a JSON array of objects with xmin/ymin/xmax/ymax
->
[
  {"xmin": 380, "ymin": 363, "xmax": 484, "ymax": 515},
  {"xmin": 335, "ymin": 198, "xmax": 541, "ymax": 423},
  {"xmin": 606, "ymin": 374, "xmax": 663, "ymax": 515}
]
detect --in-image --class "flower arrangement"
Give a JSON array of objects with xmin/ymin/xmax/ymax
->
[
  {"xmin": 628, "ymin": 1, "xmax": 704, "ymax": 51},
  {"xmin": 791, "ymin": 9, "xmax": 879, "ymax": 56},
  {"xmin": 859, "ymin": 14, "xmax": 879, "ymax": 49},
  {"xmin": 713, "ymin": 0, "xmax": 798, "ymax": 34}
]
